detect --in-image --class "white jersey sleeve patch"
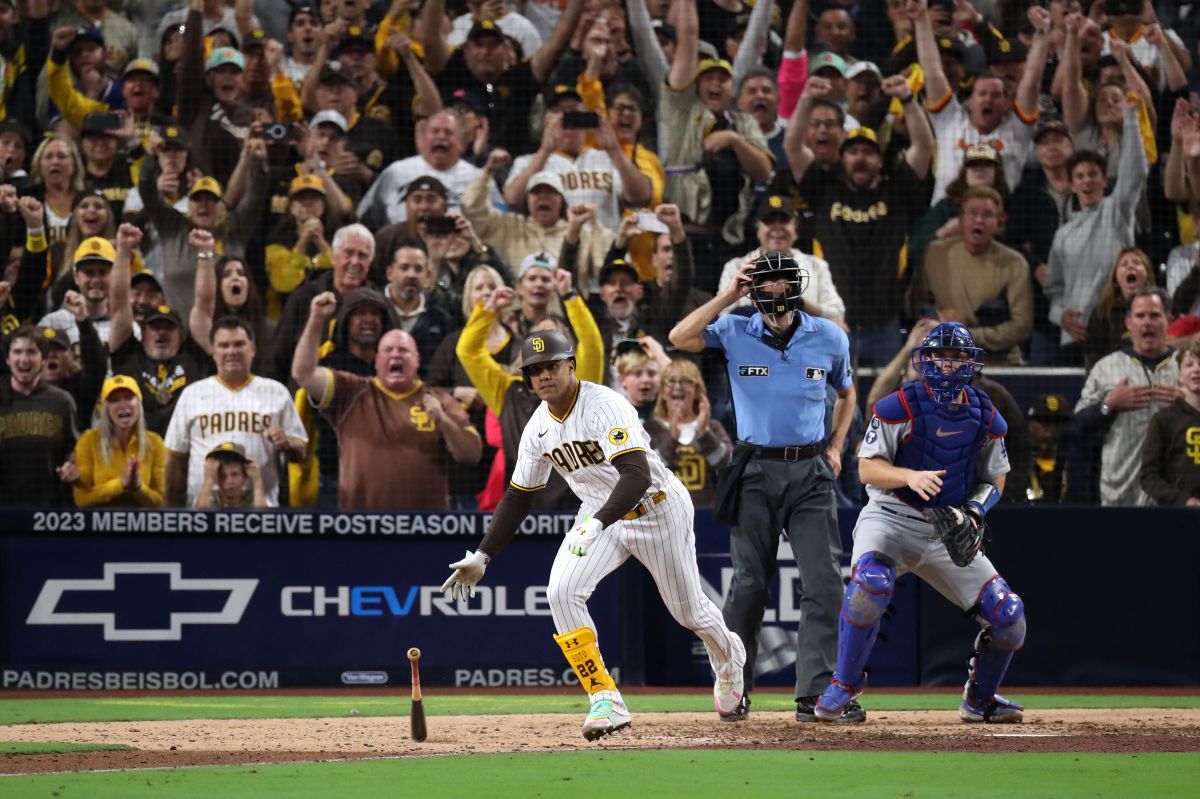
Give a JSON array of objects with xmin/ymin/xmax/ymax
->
[{"xmin": 858, "ymin": 415, "xmax": 908, "ymax": 462}]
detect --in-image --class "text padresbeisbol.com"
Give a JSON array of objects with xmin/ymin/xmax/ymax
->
[{"xmin": 3, "ymin": 670, "xmax": 280, "ymax": 690}]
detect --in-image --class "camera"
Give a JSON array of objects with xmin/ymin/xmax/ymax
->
[
  {"xmin": 562, "ymin": 111, "xmax": 600, "ymax": 130},
  {"xmin": 423, "ymin": 215, "xmax": 457, "ymax": 235},
  {"xmin": 262, "ymin": 123, "xmax": 294, "ymax": 143}
]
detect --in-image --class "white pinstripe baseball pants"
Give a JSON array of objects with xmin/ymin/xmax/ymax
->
[{"xmin": 547, "ymin": 488, "xmax": 746, "ymax": 702}]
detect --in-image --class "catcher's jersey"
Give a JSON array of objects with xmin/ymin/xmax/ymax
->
[
  {"xmin": 164, "ymin": 375, "xmax": 307, "ymax": 507},
  {"xmin": 510, "ymin": 381, "xmax": 681, "ymax": 515},
  {"xmin": 860, "ymin": 413, "xmax": 1009, "ymax": 511}
]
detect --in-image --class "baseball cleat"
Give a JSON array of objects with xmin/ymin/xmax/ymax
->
[
  {"xmin": 720, "ymin": 694, "xmax": 750, "ymax": 722},
  {"xmin": 959, "ymin": 692, "xmax": 1024, "ymax": 724},
  {"xmin": 797, "ymin": 694, "xmax": 867, "ymax": 724},
  {"xmin": 581, "ymin": 699, "xmax": 632, "ymax": 741},
  {"xmin": 713, "ymin": 671, "xmax": 745, "ymax": 718},
  {"xmin": 814, "ymin": 679, "xmax": 866, "ymax": 723}
]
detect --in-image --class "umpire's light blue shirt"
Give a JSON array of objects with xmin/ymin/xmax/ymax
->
[{"xmin": 704, "ymin": 311, "xmax": 852, "ymax": 446}]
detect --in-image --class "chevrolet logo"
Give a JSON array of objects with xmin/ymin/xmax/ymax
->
[{"xmin": 26, "ymin": 563, "xmax": 258, "ymax": 642}]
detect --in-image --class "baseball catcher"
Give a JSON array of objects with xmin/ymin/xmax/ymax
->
[{"xmin": 814, "ymin": 322, "xmax": 1026, "ymax": 724}]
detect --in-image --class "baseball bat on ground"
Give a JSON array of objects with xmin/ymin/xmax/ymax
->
[{"xmin": 408, "ymin": 647, "xmax": 428, "ymax": 742}]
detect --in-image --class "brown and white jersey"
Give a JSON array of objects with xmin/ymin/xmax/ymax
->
[
  {"xmin": 164, "ymin": 375, "xmax": 307, "ymax": 507},
  {"xmin": 507, "ymin": 149, "xmax": 625, "ymax": 229},
  {"xmin": 510, "ymin": 381, "xmax": 683, "ymax": 515}
]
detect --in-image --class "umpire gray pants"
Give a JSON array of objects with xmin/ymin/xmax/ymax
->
[{"xmin": 721, "ymin": 455, "xmax": 842, "ymax": 698}]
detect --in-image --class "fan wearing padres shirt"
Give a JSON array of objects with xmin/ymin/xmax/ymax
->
[
  {"xmin": 164, "ymin": 316, "xmax": 307, "ymax": 508},
  {"xmin": 441, "ymin": 330, "xmax": 746, "ymax": 741},
  {"xmin": 108, "ymin": 225, "xmax": 211, "ymax": 435}
]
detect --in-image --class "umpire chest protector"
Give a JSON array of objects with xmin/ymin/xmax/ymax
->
[{"xmin": 876, "ymin": 383, "xmax": 1005, "ymax": 508}]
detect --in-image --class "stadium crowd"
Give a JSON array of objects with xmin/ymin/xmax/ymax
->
[{"xmin": 1, "ymin": 0, "xmax": 1199, "ymax": 511}]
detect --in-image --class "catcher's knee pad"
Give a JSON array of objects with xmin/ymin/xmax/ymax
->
[
  {"xmin": 977, "ymin": 576, "xmax": 1025, "ymax": 651},
  {"xmin": 554, "ymin": 627, "xmax": 617, "ymax": 696},
  {"xmin": 842, "ymin": 552, "xmax": 895, "ymax": 627}
]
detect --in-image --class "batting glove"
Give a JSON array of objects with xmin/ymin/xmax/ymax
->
[
  {"xmin": 441, "ymin": 549, "xmax": 489, "ymax": 601},
  {"xmin": 565, "ymin": 516, "xmax": 604, "ymax": 557}
]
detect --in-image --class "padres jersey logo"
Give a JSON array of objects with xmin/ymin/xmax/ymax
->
[
  {"xmin": 1187, "ymin": 427, "xmax": 1200, "ymax": 465},
  {"xmin": 410, "ymin": 405, "xmax": 437, "ymax": 432},
  {"xmin": 607, "ymin": 427, "xmax": 628, "ymax": 446},
  {"xmin": 673, "ymin": 446, "xmax": 706, "ymax": 492},
  {"xmin": 545, "ymin": 439, "xmax": 606, "ymax": 473},
  {"xmin": 531, "ymin": 337, "xmax": 545, "ymax": 353}
]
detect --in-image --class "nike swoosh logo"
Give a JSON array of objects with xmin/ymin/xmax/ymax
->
[
  {"xmin": 538, "ymin": 430, "xmax": 547, "ymax": 438},
  {"xmin": 935, "ymin": 427, "xmax": 964, "ymax": 438}
]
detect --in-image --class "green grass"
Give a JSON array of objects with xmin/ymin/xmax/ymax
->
[
  {"xmin": 1, "ymin": 692, "xmax": 1196, "ymax": 725},
  {"xmin": 2, "ymin": 751, "xmax": 1197, "ymax": 798},
  {"xmin": 1, "ymin": 741, "xmax": 131, "ymax": 756}
]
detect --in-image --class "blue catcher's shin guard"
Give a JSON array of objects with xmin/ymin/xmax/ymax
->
[
  {"xmin": 965, "ymin": 576, "xmax": 1026, "ymax": 705},
  {"xmin": 832, "ymin": 552, "xmax": 895, "ymax": 689}
]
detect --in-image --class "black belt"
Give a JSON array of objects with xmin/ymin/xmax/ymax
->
[{"xmin": 743, "ymin": 442, "xmax": 822, "ymax": 461}]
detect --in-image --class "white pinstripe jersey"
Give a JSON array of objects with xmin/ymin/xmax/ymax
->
[
  {"xmin": 164, "ymin": 375, "xmax": 307, "ymax": 507},
  {"xmin": 510, "ymin": 381, "xmax": 681, "ymax": 515}
]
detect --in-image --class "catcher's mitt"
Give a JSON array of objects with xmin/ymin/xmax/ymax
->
[{"xmin": 922, "ymin": 506, "xmax": 984, "ymax": 567}]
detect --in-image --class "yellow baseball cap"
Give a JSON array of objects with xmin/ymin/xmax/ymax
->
[
  {"xmin": 694, "ymin": 58, "xmax": 733, "ymax": 80},
  {"xmin": 73, "ymin": 236, "xmax": 116, "ymax": 268},
  {"xmin": 841, "ymin": 127, "xmax": 881, "ymax": 152},
  {"xmin": 206, "ymin": 441, "xmax": 250, "ymax": 462},
  {"xmin": 101, "ymin": 374, "xmax": 143, "ymax": 402},
  {"xmin": 189, "ymin": 176, "xmax": 223, "ymax": 199},
  {"xmin": 289, "ymin": 174, "xmax": 326, "ymax": 197}
]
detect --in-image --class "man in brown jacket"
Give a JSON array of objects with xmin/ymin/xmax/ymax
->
[{"xmin": 1139, "ymin": 341, "xmax": 1200, "ymax": 506}]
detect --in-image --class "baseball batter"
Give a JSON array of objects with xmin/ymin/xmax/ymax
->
[
  {"xmin": 814, "ymin": 322, "xmax": 1027, "ymax": 723},
  {"xmin": 442, "ymin": 330, "xmax": 746, "ymax": 740}
]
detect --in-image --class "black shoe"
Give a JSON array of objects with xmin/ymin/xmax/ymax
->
[
  {"xmin": 797, "ymin": 695, "xmax": 866, "ymax": 724},
  {"xmin": 720, "ymin": 694, "xmax": 750, "ymax": 722}
]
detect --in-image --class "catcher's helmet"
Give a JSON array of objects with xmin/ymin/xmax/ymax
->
[
  {"xmin": 746, "ymin": 250, "xmax": 809, "ymax": 317},
  {"xmin": 520, "ymin": 330, "xmax": 576, "ymax": 389},
  {"xmin": 911, "ymin": 322, "xmax": 984, "ymax": 405}
]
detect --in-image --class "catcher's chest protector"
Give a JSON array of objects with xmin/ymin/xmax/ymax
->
[{"xmin": 893, "ymin": 384, "xmax": 992, "ymax": 508}]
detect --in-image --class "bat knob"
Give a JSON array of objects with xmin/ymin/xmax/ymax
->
[{"xmin": 407, "ymin": 647, "xmax": 421, "ymax": 660}]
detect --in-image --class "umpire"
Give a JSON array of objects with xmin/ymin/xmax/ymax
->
[{"xmin": 670, "ymin": 251, "xmax": 860, "ymax": 723}]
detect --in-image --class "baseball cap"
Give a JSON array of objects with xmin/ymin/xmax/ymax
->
[
  {"xmin": 694, "ymin": 58, "xmax": 733, "ymax": 81},
  {"xmin": 936, "ymin": 36, "xmax": 966, "ymax": 60},
  {"xmin": 334, "ymin": 25, "xmax": 374, "ymax": 55},
  {"xmin": 40, "ymin": 325, "xmax": 71, "ymax": 350},
  {"xmin": 1034, "ymin": 120, "xmax": 1072, "ymax": 144},
  {"xmin": 73, "ymin": 237, "xmax": 116, "ymax": 269},
  {"xmin": 73, "ymin": 25, "xmax": 105, "ymax": 47},
  {"xmin": 122, "ymin": 58, "xmax": 161, "ymax": 81},
  {"xmin": 317, "ymin": 62, "xmax": 354, "ymax": 86},
  {"xmin": 130, "ymin": 271, "xmax": 165, "ymax": 294},
  {"xmin": 206, "ymin": 441, "xmax": 250, "ymax": 463},
  {"xmin": 758, "ymin": 194, "xmax": 797, "ymax": 222},
  {"xmin": 651, "ymin": 20, "xmax": 676, "ymax": 42},
  {"xmin": 527, "ymin": 171, "xmax": 565, "ymax": 196},
  {"xmin": 310, "ymin": 109, "xmax": 348, "ymax": 134},
  {"xmin": 547, "ymin": 84, "xmax": 583, "ymax": 108},
  {"xmin": 100, "ymin": 374, "xmax": 143, "ymax": 403},
  {"xmin": 467, "ymin": 20, "xmax": 505, "ymax": 43},
  {"xmin": 518, "ymin": 250, "xmax": 557, "ymax": 276},
  {"xmin": 161, "ymin": 125, "xmax": 188, "ymax": 149},
  {"xmin": 450, "ymin": 88, "xmax": 486, "ymax": 115},
  {"xmin": 963, "ymin": 143, "xmax": 1000, "ymax": 165},
  {"xmin": 1027, "ymin": 394, "xmax": 1071, "ymax": 421},
  {"xmin": 598, "ymin": 256, "xmax": 639, "ymax": 285},
  {"xmin": 81, "ymin": 112, "xmax": 122, "ymax": 137},
  {"xmin": 242, "ymin": 28, "xmax": 268, "ymax": 51},
  {"xmin": 841, "ymin": 127, "xmax": 881, "ymax": 152},
  {"xmin": 207, "ymin": 25, "xmax": 241, "ymax": 49},
  {"xmin": 289, "ymin": 4, "xmax": 319, "ymax": 25},
  {"xmin": 0, "ymin": 118, "xmax": 32, "ymax": 145},
  {"xmin": 144, "ymin": 304, "xmax": 182, "ymax": 327},
  {"xmin": 400, "ymin": 175, "xmax": 448, "ymax": 201},
  {"xmin": 289, "ymin": 173, "xmax": 326, "ymax": 197},
  {"xmin": 812, "ymin": 52, "xmax": 847, "ymax": 78},
  {"xmin": 846, "ymin": 61, "xmax": 882, "ymax": 82},
  {"xmin": 206, "ymin": 47, "xmax": 245, "ymax": 72},
  {"xmin": 189, "ymin": 176, "xmax": 223, "ymax": 199}
]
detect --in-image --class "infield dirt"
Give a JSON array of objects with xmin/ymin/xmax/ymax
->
[{"xmin": 2, "ymin": 708, "xmax": 1198, "ymax": 774}]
